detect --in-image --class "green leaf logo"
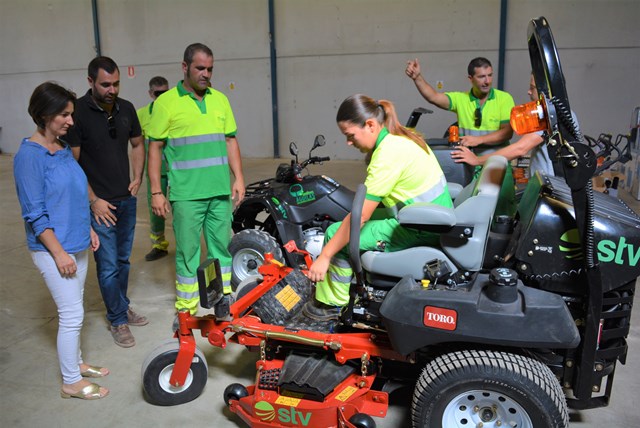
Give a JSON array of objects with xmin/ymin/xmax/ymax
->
[
  {"xmin": 254, "ymin": 401, "xmax": 276, "ymax": 422},
  {"xmin": 559, "ymin": 228, "xmax": 583, "ymax": 260}
]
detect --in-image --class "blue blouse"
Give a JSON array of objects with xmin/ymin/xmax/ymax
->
[{"xmin": 14, "ymin": 138, "xmax": 91, "ymax": 253}]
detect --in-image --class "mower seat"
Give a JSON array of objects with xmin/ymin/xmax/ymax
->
[
  {"xmin": 361, "ymin": 155, "xmax": 508, "ymax": 278},
  {"xmin": 448, "ymin": 182, "xmax": 463, "ymax": 200}
]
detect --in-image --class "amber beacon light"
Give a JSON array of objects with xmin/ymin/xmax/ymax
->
[
  {"xmin": 448, "ymin": 125, "xmax": 459, "ymax": 144},
  {"xmin": 510, "ymin": 99, "xmax": 548, "ymax": 135}
]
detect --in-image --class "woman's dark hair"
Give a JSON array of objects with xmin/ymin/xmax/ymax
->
[
  {"xmin": 336, "ymin": 94, "xmax": 429, "ymax": 152},
  {"xmin": 28, "ymin": 82, "xmax": 76, "ymax": 129}
]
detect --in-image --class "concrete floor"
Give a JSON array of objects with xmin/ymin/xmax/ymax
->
[{"xmin": 1, "ymin": 152, "xmax": 639, "ymax": 428}]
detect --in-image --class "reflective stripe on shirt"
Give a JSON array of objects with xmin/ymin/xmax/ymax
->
[
  {"xmin": 385, "ymin": 175, "xmax": 447, "ymax": 216},
  {"xmin": 172, "ymin": 156, "xmax": 229, "ymax": 171},
  {"xmin": 169, "ymin": 133, "xmax": 226, "ymax": 147},
  {"xmin": 459, "ymin": 127, "xmax": 494, "ymax": 137}
]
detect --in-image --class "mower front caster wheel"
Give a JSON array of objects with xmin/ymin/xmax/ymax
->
[
  {"xmin": 349, "ymin": 413, "xmax": 376, "ymax": 428},
  {"xmin": 142, "ymin": 338, "xmax": 208, "ymax": 406},
  {"xmin": 224, "ymin": 383, "xmax": 249, "ymax": 405}
]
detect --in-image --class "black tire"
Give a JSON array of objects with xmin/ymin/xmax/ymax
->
[
  {"xmin": 142, "ymin": 338, "xmax": 208, "ymax": 406},
  {"xmin": 234, "ymin": 275, "xmax": 262, "ymax": 301},
  {"xmin": 411, "ymin": 350, "xmax": 568, "ymax": 428},
  {"xmin": 223, "ymin": 383, "xmax": 249, "ymax": 406},
  {"xmin": 349, "ymin": 413, "xmax": 376, "ymax": 428},
  {"xmin": 229, "ymin": 229, "xmax": 284, "ymax": 288}
]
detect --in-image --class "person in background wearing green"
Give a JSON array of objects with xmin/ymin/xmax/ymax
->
[{"xmin": 137, "ymin": 76, "xmax": 170, "ymax": 261}]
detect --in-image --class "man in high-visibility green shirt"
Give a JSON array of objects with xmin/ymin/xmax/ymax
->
[
  {"xmin": 137, "ymin": 76, "xmax": 170, "ymax": 262},
  {"xmin": 406, "ymin": 57, "xmax": 516, "ymax": 217},
  {"xmin": 147, "ymin": 43, "xmax": 245, "ymax": 315}
]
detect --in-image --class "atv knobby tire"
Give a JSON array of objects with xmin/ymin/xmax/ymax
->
[
  {"xmin": 411, "ymin": 349, "xmax": 568, "ymax": 428},
  {"xmin": 229, "ymin": 229, "xmax": 284, "ymax": 288}
]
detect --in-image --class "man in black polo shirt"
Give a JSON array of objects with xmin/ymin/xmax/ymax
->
[{"xmin": 67, "ymin": 56, "xmax": 147, "ymax": 348}]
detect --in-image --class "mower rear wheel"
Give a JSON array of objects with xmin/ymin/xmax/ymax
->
[
  {"xmin": 142, "ymin": 338, "xmax": 208, "ymax": 406},
  {"xmin": 411, "ymin": 350, "xmax": 568, "ymax": 428},
  {"xmin": 229, "ymin": 229, "xmax": 284, "ymax": 288}
]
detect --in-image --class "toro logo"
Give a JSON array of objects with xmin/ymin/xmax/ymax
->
[{"xmin": 423, "ymin": 306, "xmax": 457, "ymax": 331}]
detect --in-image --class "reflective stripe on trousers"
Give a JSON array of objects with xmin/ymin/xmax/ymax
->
[
  {"xmin": 176, "ymin": 275, "xmax": 199, "ymax": 314},
  {"xmin": 150, "ymin": 232, "xmax": 169, "ymax": 251},
  {"xmin": 314, "ymin": 256, "xmax": 353, "ymax": 307}
]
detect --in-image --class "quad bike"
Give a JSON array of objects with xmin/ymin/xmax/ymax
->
[
  {"xmin": 142, "ymin": 17, "xmax": 639, "ymax": 428},
  {"xmin": 229, "ymin": 124, "xmax": 471, "ymax": 288},
  {"xmin": 229, "ymin": 134, "xmax": 354, "ymax": 287}
]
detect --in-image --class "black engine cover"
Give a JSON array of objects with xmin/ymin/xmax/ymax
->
[
  {"xmin": 380, "ymin": 273, "xmax": 580, "ymax": 356},
  {"xmin": 514, "ymin": 173, "xmax": 640, "ymax": 293}
]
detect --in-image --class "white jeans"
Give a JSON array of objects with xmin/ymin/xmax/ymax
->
[{"xmin": 31, "ymin": 250, "xmax": 88, "ymax": 384}]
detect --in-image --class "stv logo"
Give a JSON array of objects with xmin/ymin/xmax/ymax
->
[{"xmin": 254, "ymin": 401, "xmax": 312, "ymax": 426}]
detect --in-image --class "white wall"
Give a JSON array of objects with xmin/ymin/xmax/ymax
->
[
  {"xmin": 1, "ymin": 0, "xmax": 638, "ymax": 158},
  {"xmin": 504, "ymin": 0, "xmax": 640, "ymax": 141}
]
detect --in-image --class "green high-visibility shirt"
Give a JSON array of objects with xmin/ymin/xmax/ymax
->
[
  {"xmin": 137, "ymin": 102, "xmax": 168, "ymax": 176},
  {"xmin": 446, "ymin": 88, "xmax": 514, "ymax": 156},
  {"xmin": 365, "ymin": 128, "xmax": 453, "ymax": 216},
  {"xmin": 147, "ymin": 81, "xmax": 237, "ymax": 201}
]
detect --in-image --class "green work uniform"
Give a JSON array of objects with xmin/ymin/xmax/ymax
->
[
  {"xmin": 447, "ymin": 88, "xmax": 516, "ymax": 217},
  {"xmin": 147, "ymin": 81, "xmax": 237, "ymax": 313},
  {"xmin": 315, "ymin": 128, "xmax": 454, "ymax": 307},
  {"xmin": 138, "ymin": 102, "xmax": 169, "ymax": 252}
]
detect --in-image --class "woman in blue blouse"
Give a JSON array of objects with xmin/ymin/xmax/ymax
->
[{"xmin": 14, "ymin": 82, "xmax": 109, "ymax": 400}]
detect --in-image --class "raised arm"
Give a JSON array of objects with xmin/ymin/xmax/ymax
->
[{"xmin": 405, "ymin": 58, "xmax": 450, "ymax": 110}]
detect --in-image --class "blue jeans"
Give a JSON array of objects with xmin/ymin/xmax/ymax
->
[{"xmin": 91, "ymin": 196, "xmax": 137, "ymax": 326}]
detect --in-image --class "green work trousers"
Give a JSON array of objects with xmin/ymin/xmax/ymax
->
[
  {"xmin": 171, "ymin": 196, "xmax": 233, "ymax": 313},
  {"xmin": 146, "ymin": 173, "xmax": 169, "ymax": 251}
]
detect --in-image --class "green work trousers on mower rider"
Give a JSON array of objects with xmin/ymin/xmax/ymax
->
[{"xmin": 315, "ymin": 198, "xmax": 449, "ymax": 308}]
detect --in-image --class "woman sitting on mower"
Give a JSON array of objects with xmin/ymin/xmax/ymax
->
[{"xmin": 304, "ymin": 94, "xmax": 453, "ymax": 320}]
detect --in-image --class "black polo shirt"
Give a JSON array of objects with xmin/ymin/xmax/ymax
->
[{"xmin": 66, "ymin": 90, "xmax": 142, "ymax": 201}]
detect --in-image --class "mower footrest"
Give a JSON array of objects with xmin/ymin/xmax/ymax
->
[{"xmin": 278, "ymin": 353, "xmax": 355, "ymax": 402}]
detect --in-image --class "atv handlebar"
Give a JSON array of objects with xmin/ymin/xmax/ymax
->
[{"xmin": 301, "ymin": 156, "xmax": 331, "ymax": 168}]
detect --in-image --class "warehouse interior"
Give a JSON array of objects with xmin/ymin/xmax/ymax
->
[{"xmin": 1, "ymin": 1, "xmax": 639, "ymax": 427}]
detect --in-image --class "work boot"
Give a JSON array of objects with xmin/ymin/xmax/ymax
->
[
  {"xmin": 302, "ymin": 298, "xmax": 341, "ymax": 321},
  {"xmin": 127, "ymin": 307, "xmax": 149, "ymax": 326},
  {"xmin": 145, "ymin": 248, "xmax": 168, "ymax": 261},
  {"xmin": 110, "ymin": 324, "xmax": 135, "ymax": 348}
]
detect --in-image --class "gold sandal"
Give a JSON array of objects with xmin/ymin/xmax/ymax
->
[
  {"xmin": 61, "ymin": 383, "xmax": 108, "ymax": 400},
  {"xmin": 81, "ymin": 365, "xmax": 109, "ymax": 378}
]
